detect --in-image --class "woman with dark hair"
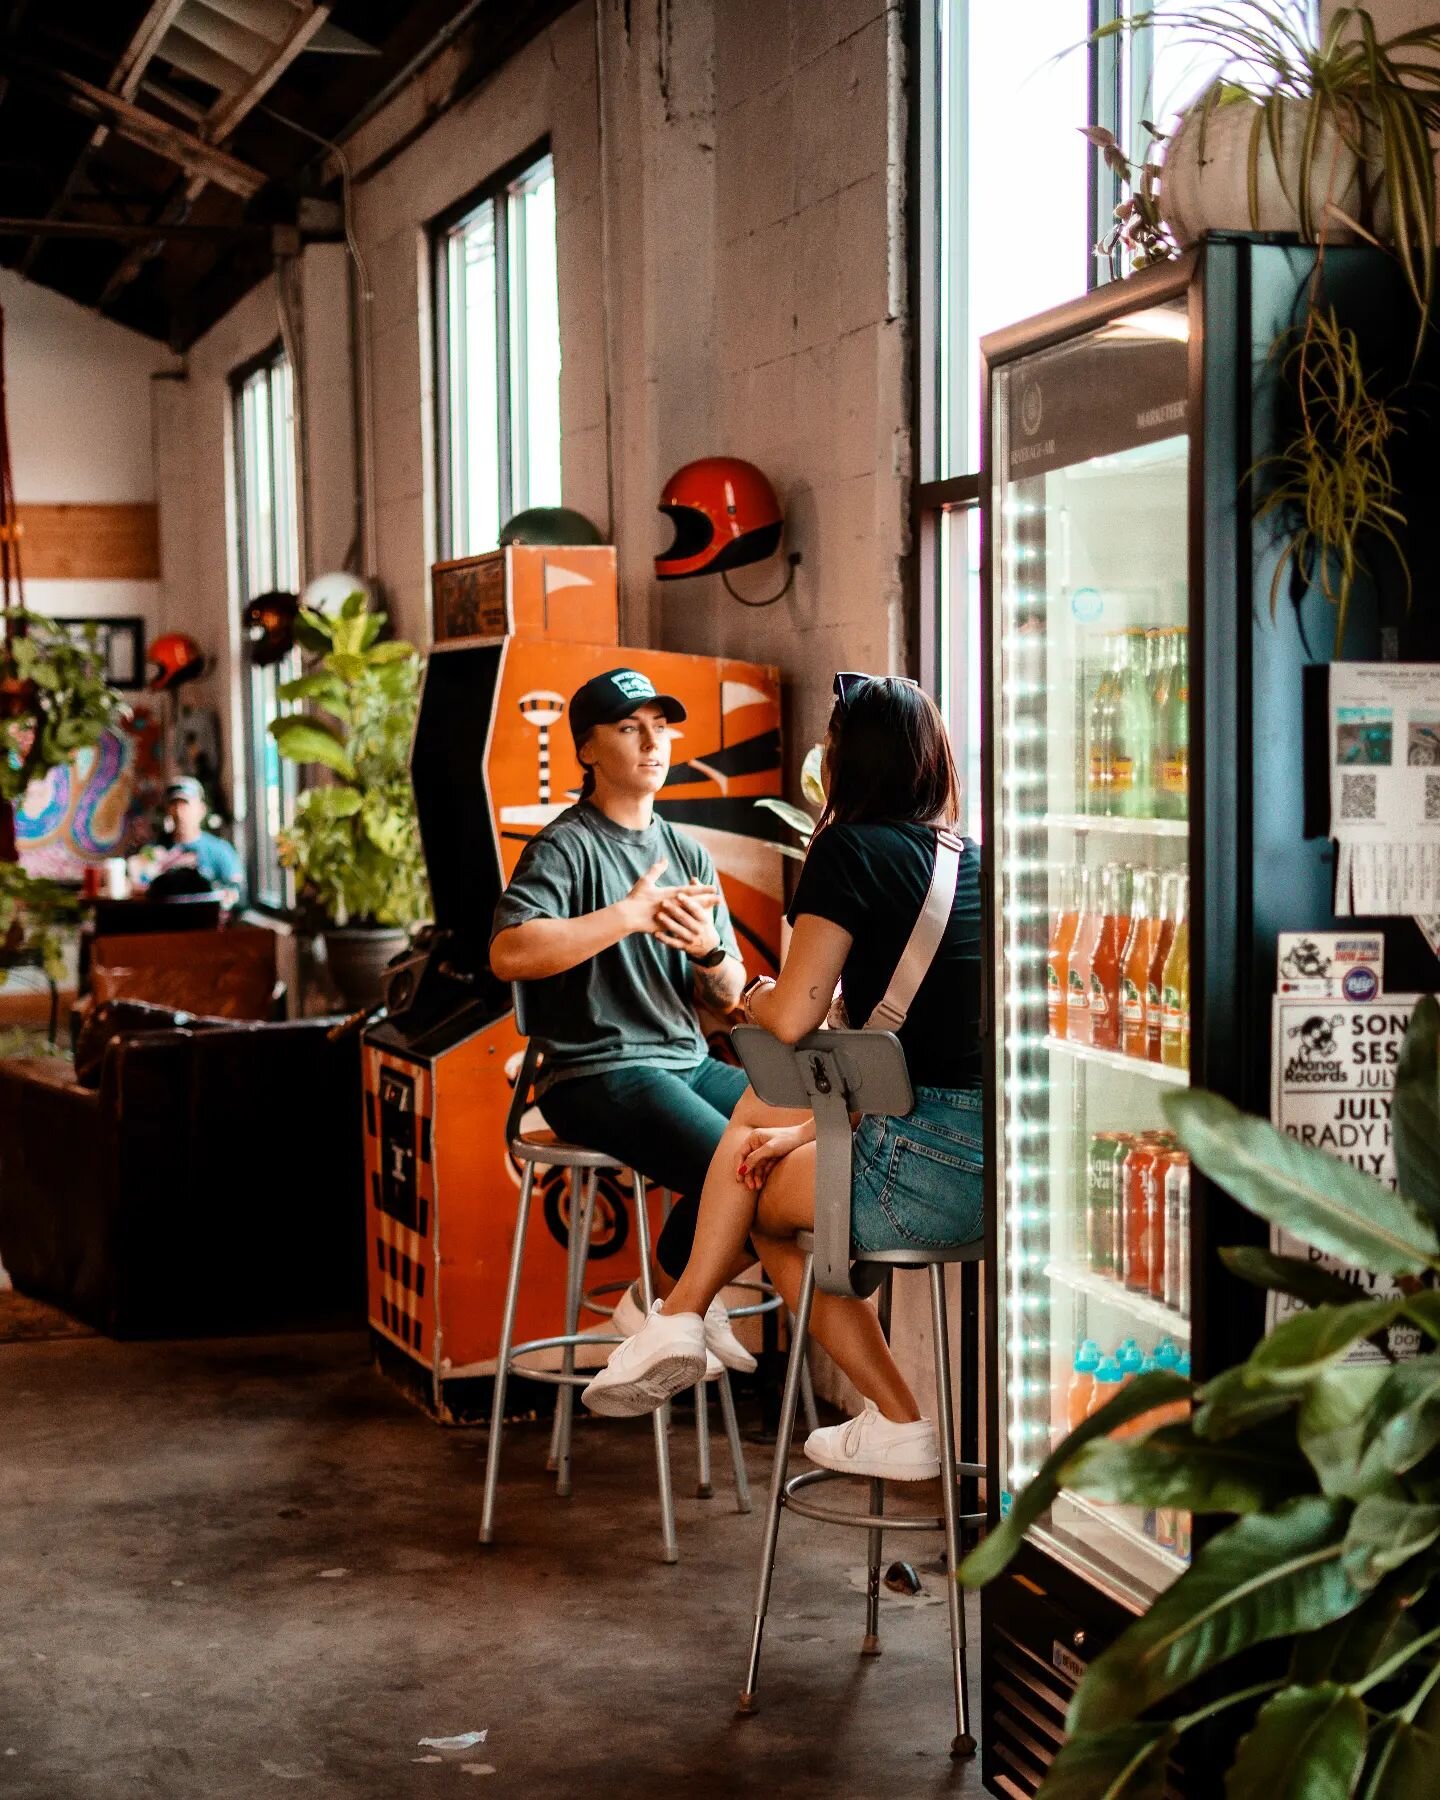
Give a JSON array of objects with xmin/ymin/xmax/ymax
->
[{"xmin": 583, "ymin": 674, "xmax": 984, "ymax": 1481}]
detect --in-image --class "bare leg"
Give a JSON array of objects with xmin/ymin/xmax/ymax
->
[
  {"xmin": 664, "ymin": 1088, "xmax": 809, "ymax": 1319},
  {"xmin": 753, "ymin": 1230, "xmax": 921, "ymax": 1425}
]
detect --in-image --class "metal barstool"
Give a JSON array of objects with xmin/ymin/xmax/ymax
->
[
  {"xmin": 479, "ymin": 1027, "xmax": 750, "ymax": 1563},
  {"xmin": 730, "ymin": 1026, "xmax": 986, "ymax": 1759}
]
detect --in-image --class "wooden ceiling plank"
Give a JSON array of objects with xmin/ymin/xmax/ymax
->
[
  {"xmin": 49, "ymin": 67, "xmax": 266, "ymax": 198},
  {"xmin": 116, "ymin": 0, "xmax": 192, "ymax": 100},
  {"xmin": 17, "ymin": 0, "xmax": 190, "ymax": 277},
  {"xmin": 97, "ymin": 5, "xmax": 331, "ymax": 310},
  {"xmin": 203, "ymin": 4, "xmax": 332, "ymax": 142}
]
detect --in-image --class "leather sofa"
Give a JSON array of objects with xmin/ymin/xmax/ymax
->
[{"xmin": 0, "ymin": 1016, "xmax": 365, "ymax": 1337}]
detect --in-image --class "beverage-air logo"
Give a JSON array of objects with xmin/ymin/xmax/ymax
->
[
  {"xmin": 1021, "ymin": 382, "xmax": 1044, "ymax": 436},
  {"xmin": 1285, "ymin": 1013, "xmax": 1346, "ymax": 1084},
  {"xmin": 613, "ymin": 670, "xmax": 654, "ymax": 700}
]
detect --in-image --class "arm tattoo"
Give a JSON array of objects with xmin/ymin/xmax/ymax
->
[{"xmin": 694, "ymin": 955, "xmax": 746, "ymax": 1013}]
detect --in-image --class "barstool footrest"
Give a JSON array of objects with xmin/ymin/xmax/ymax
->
[{"xmin": 781, "ymin": 1467, "xmax": 983, "ymax": 1533}]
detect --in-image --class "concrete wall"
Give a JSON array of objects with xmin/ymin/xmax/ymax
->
[{"xmin": 0, "ymin": 268, "xmax": 179, "ymax": 635}]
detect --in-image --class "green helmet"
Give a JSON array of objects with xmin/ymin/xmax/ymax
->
[{"xmin": 498, "ymin": 506, "xmax": 604, "ymax": 548}]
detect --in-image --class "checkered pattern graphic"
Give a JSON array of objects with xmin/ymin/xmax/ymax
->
[{"xmin": 363, "ymin": 1045, "xmax": 436, "ymax": 1364}]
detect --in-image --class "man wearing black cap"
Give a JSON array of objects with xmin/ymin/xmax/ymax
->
[{"xmin": 490, "ymin": 668, "xmax": 756, "ymax": 1373}]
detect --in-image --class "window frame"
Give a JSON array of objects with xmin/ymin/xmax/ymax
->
[
  {"xmin": 430, "ymin": 137, "xmax": 556, "ymax": 562},
  {"xmin": 230, "ymin": 338, "xmax": 301, "ymax": 915},
  {"xmin": 910, "ymin": 1, "xmax": 1136, "ymax": 832}
]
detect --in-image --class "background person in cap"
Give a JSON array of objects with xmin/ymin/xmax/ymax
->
[
  {"xmin": 489, "ymin": 667, "xmax": 760, "ymax": 1373},
  {"xmin": 156, "ymin": 777, "xmax": 246, "ymax": 908}
]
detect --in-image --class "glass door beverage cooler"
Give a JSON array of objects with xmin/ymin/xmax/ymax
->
[{"xmin": 977, "ymin": 239, "xmax": 1440, "ymax": 1799}]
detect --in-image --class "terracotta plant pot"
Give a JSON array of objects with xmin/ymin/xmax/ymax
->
[
  {"xmin": 1161, "ymin": 95, "xmax": 1388, "ymax": 248},
  {"xmin": 323, "ymin": 925, "xmax": 410, "ymax": 1012}
]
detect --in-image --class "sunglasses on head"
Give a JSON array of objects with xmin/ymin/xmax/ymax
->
[{"xmin": 832, "ymin": 671, "xmax": 922, "ymax": 711}]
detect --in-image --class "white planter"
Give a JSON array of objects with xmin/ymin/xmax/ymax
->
[{"xmin": 1160, "ymin": 94, "xmax": 1386, "ymax": 247}]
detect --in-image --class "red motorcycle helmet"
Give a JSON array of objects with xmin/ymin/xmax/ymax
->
[
  {"xmin": 147, "ymin": 632, "xmax": 205, "ymax": 692},
  {"xmin": 655, "ymin": 457, "xmax": 783, "ymax": 580},
  {"xmin": 243, "ymin": 590, "xmax": 299, "ymax": 666}
]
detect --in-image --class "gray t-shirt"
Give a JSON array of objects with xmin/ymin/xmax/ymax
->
[{"xmin": 490, "ymin": 801, "xmax": 739, "ymax": 1091}]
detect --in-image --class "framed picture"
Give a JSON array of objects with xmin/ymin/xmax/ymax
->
[{"xmin": 60, "ymin": 616, "xmax": 146, "ymax": 690}]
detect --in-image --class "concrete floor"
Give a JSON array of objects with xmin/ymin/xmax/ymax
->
[{"xmin": 1, "ymin": 1331, "xmax": 984, "ymax": 1800}]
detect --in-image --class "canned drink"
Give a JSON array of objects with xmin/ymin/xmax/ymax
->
[
  {"xmin": 1086, "ymin": 1133, "xmax": 1131, "ymax": 1277},
  {"xmin": 1122, "ymin": 1133, "xmax": 1171, "ymax": 1293},
  {"xmin": 1154, "ymin": 1505, "xmax": 1178, "ymax": 1553},
  {"xmin": 1164, "ymin": 1157, "xmax": 1191, "ymax": 1316}
]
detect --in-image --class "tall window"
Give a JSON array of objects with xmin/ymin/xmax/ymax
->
[
  {"xmin": 233, "ymin": 347, "xmax": 300, "ymax": 910},
  {"xmin": 434, "ymin": 147, "xmax": 561, "ymax": 559},
  {"xmin": 914, "ymin": 3, "xmax": 1279, "ymax": 836}
]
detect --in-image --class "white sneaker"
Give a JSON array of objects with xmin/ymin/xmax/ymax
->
[
  {"xmin": 582, "ymin": 1302, "xmax": 707, "ymax": 1416},
  {"xmin": 704, "ymin": 1296, "xmax": 757, "ymax": 1375},
  {"xmin": 611, "ymin": 1281, "xmax": 723, "ymax": 1379},
  {"xmin": 804, "ymin": 1400, "xmax": 941, "ymax": 1482}
]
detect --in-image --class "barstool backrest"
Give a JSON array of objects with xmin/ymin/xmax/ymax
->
[
  {"xmin": 506, "ymin": 984, "xmax": 542, "ymax": 1148},
  {"xmin": 731, "ymin": 1025, "xmax": 913, "ymax": 1300}
]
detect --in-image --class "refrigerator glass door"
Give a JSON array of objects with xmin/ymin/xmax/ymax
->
[{"xmin": 991, "ymin": 298, "xmax": 1193, "ymax": 1609}]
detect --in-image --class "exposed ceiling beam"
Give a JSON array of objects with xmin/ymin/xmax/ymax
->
[
  {"xmin": 97, "ymin": 4, "xmax": 333, "ymax": 311},
  {"xmin": 42, "ymin": 65, "xmax": 266, "ymax": 198},
  {"xmin": 0, "ymin": 215, "xmax": 272, "ymax": 242}
]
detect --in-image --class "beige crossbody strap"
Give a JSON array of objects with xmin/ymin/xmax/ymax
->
[{"xmin": 865, "ymin": 827, "xmax": 963, "ymax": 1034}]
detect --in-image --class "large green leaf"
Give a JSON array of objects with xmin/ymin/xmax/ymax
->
[
  {"xmin": 1063, "ymin": 1423, "xmax": 1305, "ymax": 1515},
  {"xmin": 1162, "ymin": 1090, "xmax": 1439, "ymax": 1276},
  {"xmin": 1222, "ymin": 1245, "xmax": 1374, "ymax": 1310},
  {"xmin": 1069, "ymin": 1497, "xmax": 1362, "ymax": 1734},
  {"xmin": 298, "ymin": 786, "xmax": 362, "ymax": 820},
  {"xmin": 1246, "ymin": 1298, "xmax": 1409, "ymax": 1385},
  {"xmin": 753, "ymin": 797, "xmax": 816, "ymax": 840},
  {"xmin": 1292, "ymin": 1580, "xmax": 1417, "ymax": 1687},
  {"xmin": 1356, "ymin": 1358, "xmax": 1440, "ymax": 1487},
  {"xmin": 1196, "ymin": 1365, "xmax": 1304, "ymax": 1442},
  {"xmin": 1342, "ymin": 1494, "xmax": 1440, "ymax": 1592},
  {"xmin": 365, "ymin": 640, "xmax": 416, "ymax": 665},
  {"xmin": 1225, "ymin": 1683, "xmax": 1366, "ymax": 1800},
  {"xmin": 959, "ymin": 1372, "xmax": 1191, "ymax": 1587},
  {"xmin": 268, "ymin": 717, "xmax": 355, "ymax": 779},
  {"xmin": 277, "ymin": 671, "xmax": 346, "ymax": 707},
  {"xmin": 1393, "ymin": 997, "xmax": 1440, "ymax": 1230},
  {"xmin": 1360, "ymin": 1718, "xmax": 1440, "ymax": 1800},
  {"xmin": 1298, "ymin": 1366, "xmax": 1393, "ymax": 1499},
  {"xmin": 1034, "ymin": 1722, "xmax": 1173, "ymax": 1800}
]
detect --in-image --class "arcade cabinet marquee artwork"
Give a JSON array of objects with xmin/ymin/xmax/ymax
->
[{"xmin": 362, "ymin": 545, "xmax": 784, "ymax": 1418}]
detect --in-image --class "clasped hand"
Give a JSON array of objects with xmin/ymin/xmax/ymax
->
[
  {"xmin": 623, "ymin": 857, "xmax": 720, "ymax": 957},
  {"xmin": 735, "ymin": 1124, "xmax": 809, "ymax": 1190}
]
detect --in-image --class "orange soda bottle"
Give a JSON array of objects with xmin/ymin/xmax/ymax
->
[
  {"xmin": 1120, "ymin": 869, "xmax": 1157, "ymax": 1059},
  {"xmin": 1046, "ymin": 866, "xmax": 1081, "ymax": 1038}
]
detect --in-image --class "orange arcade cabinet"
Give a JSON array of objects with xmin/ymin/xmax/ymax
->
[{"xmin": 362, "ymin": 545, "xmax": 784, "ymax": 1420}]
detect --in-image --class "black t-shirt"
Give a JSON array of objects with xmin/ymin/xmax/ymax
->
[{"xmin": 787, "ymin": 822, "xmax": 982, "ymax": 1089}]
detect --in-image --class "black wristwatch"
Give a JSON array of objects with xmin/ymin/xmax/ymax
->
[{"xmin": 687, "ymin": 943, "xmax": 728, "ymax": 969}]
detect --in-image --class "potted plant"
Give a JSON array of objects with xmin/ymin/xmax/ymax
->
[
  {"xmin": 1092, "ymin": 5, "xmax": 1440, "ymax": 318},
  {"xmin": 962, "ymin": 996, "xmax": 1440, "ymax": 1796},
  {"xmin": 270, "ymin": 591, "xmax": 429, "ymax": 1009}
]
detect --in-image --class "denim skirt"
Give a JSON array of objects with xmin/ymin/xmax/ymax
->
[{"xmin": 850, "ymin": 1086, "xmax": 985, "ymax": 1255}]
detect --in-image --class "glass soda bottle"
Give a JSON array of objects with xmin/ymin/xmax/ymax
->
[
  {"xmin": 1089, "ymin": 864, "xmax": 1129, "ymax": 1052},
  {"xmin": 1046, "ymin": 865, "xmax": 1080, "ymax": 1038},
  {"xmin": 1086, "ymin": 636, "xmax": 1123, "ymax": 816},
  {"xmin": 1161, "ymin": 876, "xmax": 1190, "ymax": 1069},
  {"xmin": 1158, "ymin": 628, "xmax": 1190, "ymax": 819},
  {"xmin": 1119, "ymin": 869, "xmax": 1156, "ymax": 1059},
  {"xmin": 1067, "ymin": 865, "xmax": 1100, "ymax": 1044},
  {"xmin": 1147, "ymin": 871, "xmax": 1177, "ymax": 1063},
  {"xmin": 1115, "ymin": 629, "xmax": 1154, "ymax": 818}
]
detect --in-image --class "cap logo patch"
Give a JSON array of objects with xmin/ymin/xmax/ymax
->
[{"xmin": 612, "ymin": 670, "xmax": 655, "ymax": 700}]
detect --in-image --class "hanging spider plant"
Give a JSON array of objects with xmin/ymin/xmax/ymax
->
[
  {"xmin": 1252, "ymin": 302, "xmax": 1409, "ymax": 655},
  {"xmin": 1095, "ymin": 5, "xmax": 1440, "ymax": 348}
]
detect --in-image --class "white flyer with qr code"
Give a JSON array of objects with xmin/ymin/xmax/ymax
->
[{"xmin": 1330, "ymin": 662, "xmax": 1440, "ymax": 915}]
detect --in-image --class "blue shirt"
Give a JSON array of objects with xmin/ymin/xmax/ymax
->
[{"xmin": 178, "ymin": 831, "xmax": 247, "ymax": 903}]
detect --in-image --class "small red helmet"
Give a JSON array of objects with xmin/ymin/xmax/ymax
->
[
  {"xmin": 147, "ymin": 632, "xmax": 205, "ymax": 692},
  {"xmin": 655, "ymin": 457, "xmax": 783, "ymax": 580},
  {"xmin": 243, "ymin": 590, "xmax": 299, "ymax": 666}
]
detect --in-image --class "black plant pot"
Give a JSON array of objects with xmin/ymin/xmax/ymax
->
[{"xmin": 323, "ymin": 925, "xmax": 409, "ymax": 1011}]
